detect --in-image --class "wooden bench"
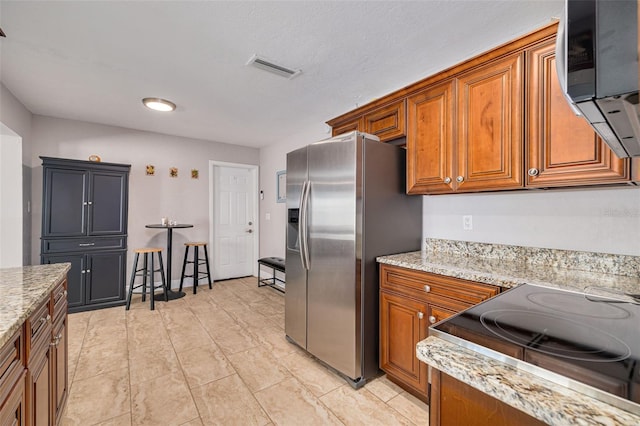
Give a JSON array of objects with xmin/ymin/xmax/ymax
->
[{"xmin": 257, "ymin": 257, "xmax": 285, "ymax": 293}]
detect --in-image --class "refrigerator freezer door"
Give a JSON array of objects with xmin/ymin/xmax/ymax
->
[
  {"xmin": 285, "ymin": 146, "xmax": 308, "ymax": 348},
  {"xmin": 306, "ymin": 136, "xmax": 360, "ymax": 379}
]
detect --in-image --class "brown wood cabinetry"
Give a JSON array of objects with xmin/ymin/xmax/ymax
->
[
  {"xmin": 329, "ymin": 100, "xmax": 406, "ymax": 142},
  {"xmin": 1, "ymin": 277, "xmax": 68, "ymax": 426},
  {"xmin": 407, "ymin": 52, "xmax": 524, "ymax": 194},
  {"xmin": 379, "ymin": 264, "xmax": 499, "ymax": 402},
  {"xmin": 331, "ymin": 22, "xmax": 637, "ymax": 194},
  {"xmin": 456, "ymin": 53, "xmax": 524, "ymax": 192},
  {"xmin": 0, "ymin": 329, "xmax": 26, "ymax": 426},
  {"xmin": 526, "ymin": 39, "xmax": 630, "ymax": 187},
  {"xmin": 429, "ymin": 369, "xmax": 545, "ymax": 426}
]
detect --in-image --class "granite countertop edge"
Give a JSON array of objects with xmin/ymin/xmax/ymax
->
[
  {"xmin": 377, "ymin": 250, "xmax": 640, "ymax": 293},
  {"xmin": 417, "ymin": 336, "xmax": 640, "ymax": 426},
  {"xmin": 0, "ymin": 263, "xmax": 71, "ymax": 348}
]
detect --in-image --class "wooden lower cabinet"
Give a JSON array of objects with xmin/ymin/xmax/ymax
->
[
  {"xmin": 1, "ymin": 277, "xmax": 68, "ymax": 426},
  {"xmin": 380, "ymin": 291, "xmax": 429, "ymax": 397},
  {"xmin": 51, "ymin": 315, "xmax": 68, "ymax": 425},
  {"xmin": 0, "ymin": 370, "xmax": 27, "ymax": 426},
  {"xmin": 27, "ymin": 346, "xmax": 51, "ymax": 426},
  {"xmin": 379, "ymin": 264, "xmax": 499, "ymax": 403},
  {"xmin": 429, "ymin": 369, "xmax": 545, "ymax": 426}
]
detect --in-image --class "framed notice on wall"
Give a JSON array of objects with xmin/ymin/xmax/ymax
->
[{"xmin": 277, "ymin": 170, "xmax": 286, "ymax": 203}]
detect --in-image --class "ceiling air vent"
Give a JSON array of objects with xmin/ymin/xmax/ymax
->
[{"xmin": 246, "ymin": 54, "xmax": 301, "ymax": 79}]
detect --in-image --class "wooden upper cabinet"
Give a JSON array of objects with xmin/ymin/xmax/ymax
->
[
  {"xmin": 363, "ymin": 100, "xmax": 406, "ymax": 141},
  {"xmin": 329, "ymin": 100, "xmax": 406, "ymax": 142},
  {"xmin": 526, "ymin": 39, "xmax": 630, "ymax": 187},
  {"xmin": 407, "ymin": 80, "xmax": 455, "ymax": 194},
  {"xmin": 407, "ymin": 53, "xmax": 524, "ymax": 194},
  {"xmin": 456, "ymin": 53, "xmax": 524, "ymax": 192},
  {"xmin": 331, "ymin": 118, "xmax": 362, "ymax": 138}
]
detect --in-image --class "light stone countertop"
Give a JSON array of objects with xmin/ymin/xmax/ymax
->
[
  {"xmin": 417, "ymin": 336, "xmax": 640, "ymax": 426},
  {"xmin": 0, "ymin": 263, "xmax": 71, "ymax": 348},
  {"xmin": 379, "ymin": 239, "xmax": 640, "ymax": 425},
  {"xmin": 377, "ymin": 246, "xmax": 640, "ymax": 294}
]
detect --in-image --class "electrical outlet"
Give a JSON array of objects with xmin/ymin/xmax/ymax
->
[{"xmin": 463, "ymin": 215, "xmax": 473, "ymax": 230}]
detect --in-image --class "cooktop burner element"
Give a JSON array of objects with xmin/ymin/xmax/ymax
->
[
  {"xmin": 526, "ymin": 291, "xmax": 631, "ymax": 319},
  {"xmin": 432, "ymin": 283, "xmax": 640, "ymax": 410},
  {"xmin": 479, "ymin": 309, "xmax": 632, "ymax": 362}
]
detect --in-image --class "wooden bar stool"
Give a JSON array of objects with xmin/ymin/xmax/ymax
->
[
  {"xmin": 126, "ymin": 248, "xmax": 168, "ymax": 310},
  {"xmin": 179, "ymin": 242, "xmax": 212, "ymax": 294}
]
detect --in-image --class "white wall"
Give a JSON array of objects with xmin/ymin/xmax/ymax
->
[
  {"xmin": 0, "ymin": 83, "xmax": 33, "ymax": 265},
  {"xmin": 259, "ymin": 128, "xmax": 640, "ymax": 258},
  {"xmin": 423, "ymin": 186, "xmax": 640, "ymax": 256},
  {"xmin": 30, "ymin": 115, "xmax": 260, "ymax": 282},
  {"xmin": 258, "ymin": 123, "xmax": 330, "ymax": 258},
  {"xmin": 0, "ymin": 125, "xmax": 23, "ymax": 267}
]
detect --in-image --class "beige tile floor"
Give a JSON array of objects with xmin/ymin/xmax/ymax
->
[{"xmin": 61, "ymin": 277, "xmax": 429, "ymax": 425}]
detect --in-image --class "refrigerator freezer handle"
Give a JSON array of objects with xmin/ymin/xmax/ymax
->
[{"xmin": 299, "ymin": 180, "xmax": 310, "ymax": 270}]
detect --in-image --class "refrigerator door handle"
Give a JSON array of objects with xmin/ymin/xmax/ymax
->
[{"xmin": 299, "ymin": 180, "xmax": 311, "ymax": 270}]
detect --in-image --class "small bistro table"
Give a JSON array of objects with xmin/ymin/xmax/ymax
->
[{"xmin": 145, "ymin": 223, "xmax": 194, "ymax": 300}]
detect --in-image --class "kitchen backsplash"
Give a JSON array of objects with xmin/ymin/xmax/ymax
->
[{"xmin": 425, "ymin": 238, "xmax": 640, "ymax": 278}]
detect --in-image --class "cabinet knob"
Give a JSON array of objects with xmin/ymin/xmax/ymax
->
[
  {"xmin": 528, "ymin": 168, "xmax": 540, "ymax": 177},
  {"xmin": 417, "ymin": 311, "xmax": 424, "ymax": 319},
  {"xmin": 88, "ymin": 201, "xmax": 93, "ymax": 205},
  {"xmin": 86, "ymin": 269, "xmax": 91, "ymax": 274},
  {"xmin": 443, "ymin": 177, "xmax": 452, "ymax": 184},
  {"xmin": 81, "ymin": 270, "xmax": 86, "ymax": 274},
  {"xmin": 83, "ymin": 202, "xmax": 88, "ymax": 206},
  {"xmin": 429, "ymin": 316, "xmax": 437, "ymax": 324},
  {"xmin": 424, "ymin": 285, "xmax": 431, "ymax": 293},
  {"xmin": 456, "ymin": 176, "xmax": 464, "ymax": 183},
  {"xmin": 63, "ymin": 290, "xmax": 68, "ymax": 297}
]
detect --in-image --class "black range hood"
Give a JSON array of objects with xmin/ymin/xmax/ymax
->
[{"xmin": 558, "ymin": 0, "xmax": 640, "ymax": 158}]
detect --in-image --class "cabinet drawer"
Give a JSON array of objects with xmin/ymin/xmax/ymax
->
[
  {"xmin": 0, "ymin": 329, "xmax": 24, "ymax": 406},
  {"xmin": 42, "ymin": 236, "xmax": 126, "ymax": 253},
  {"xmin": 25, "ymin": 299, "xmax": 51, "ymax": 362},
  {"xmin": 380, "ymin": 264, "xmax": 499, "ymax": 304},
  {"xmin": 51, "ymin": 279, "xmax": 68, "ymax": 320}
]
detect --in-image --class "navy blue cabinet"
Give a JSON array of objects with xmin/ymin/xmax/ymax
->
[{"xmin": 40, "ymin": 157, "xmax": 130, "ymax": 313}]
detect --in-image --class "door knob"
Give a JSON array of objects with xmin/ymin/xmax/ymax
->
[
  {"xmin": 246, "ymin": 229, "xmax": 253, "ymax": 233},
  {"xmin": 248, "ymin": 221, "xmax": 253, "ymax": 225}
]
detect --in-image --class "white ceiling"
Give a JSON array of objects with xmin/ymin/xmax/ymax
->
[{"xmin": 0, "ymin": 1, "xmax": 564, "ymax": 148}]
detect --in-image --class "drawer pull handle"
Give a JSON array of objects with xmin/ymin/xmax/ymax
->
[
  {"xmin": 78, "ymin": 243, "xmax": 95, "ymax": 247},
  {"xmin": 424, "ymin": 285, "xmax": 431, "ymax": 293},
  {"xmin": 429, "ymin": 316, "xmax": 437, "ymax": 324},
  {"xmin": 417, "ymin": 311, "xmax": 424, "ymax": 319}
]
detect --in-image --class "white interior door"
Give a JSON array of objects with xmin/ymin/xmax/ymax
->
[{"xmin": 212, "ymin": 165, "xmax": 256, "ymax": 280}]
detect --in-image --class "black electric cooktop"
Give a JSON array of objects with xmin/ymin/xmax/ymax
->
[{"xmin": 431, "ymin": 284, "xmax": 640, "ymax": 412}]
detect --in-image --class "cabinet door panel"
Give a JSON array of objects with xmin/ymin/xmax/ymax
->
[
  {"xmin": 88, "ymin": 172, "xmax": 128, "ymax": 235},
  {"xmin": 407, "ymin": 81, "xmax": 455, "ymax": 194},
  {"xmin": 457, "ymin": 53, "xmax": 523, "ymax": 191},
  {"xmin": 364, "ymin": 100, "xmax": 406, "ymax": 141},
  {"xmin": 526, "ymin": 40, "xmax": 629, "ymax": 187},
  {"xmin": 42, "ymin": 169, "xmax": 87, "ymax": 237},
  {"xmin": 28, "ymin": 349, "xmax": 51, "ymax": 426},
  {"xmin": 380, "ymin": 291, "xmax": 428, "ymax": 396},
  {"xmin": 52, "ymin": 317, "xmax": 68, "ymax": 425},
  {"xmin": 42, "ymin": 254, "xmax": 85, "ymax": 309},
  {"xmin": 86, "ymin": 252, "xmax": 125, "ymax": 305},
  {"xmin": 331, "ymin": 119, "xmax": 362, "ymax": 137},
  {"xmin": 0, "ymin": 370, "xmax": 26, "ymax": 426}
]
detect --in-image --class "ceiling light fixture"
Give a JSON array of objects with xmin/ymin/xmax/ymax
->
[{"xmin": 142, "ymin": 97, "xmax": 176, "ymax": 112}]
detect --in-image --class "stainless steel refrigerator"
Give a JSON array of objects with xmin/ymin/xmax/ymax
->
[{"xmin": 285, "ymin": 131, "xmax": 422, "ymax": 388}]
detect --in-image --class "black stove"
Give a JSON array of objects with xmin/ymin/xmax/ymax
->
[{"xmin": 431, "ymin": 284, "xmax": 640, "ymax": 413}]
